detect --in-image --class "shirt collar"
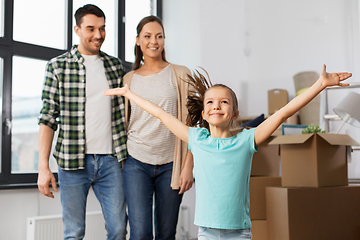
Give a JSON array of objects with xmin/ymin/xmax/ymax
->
[{"xmin": 70, "ymin": 45, "xmax": 108, "ymax": 63}]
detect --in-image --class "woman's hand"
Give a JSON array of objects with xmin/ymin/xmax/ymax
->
[
  {"xmin": 104, "ymin": 84, "xmax": 130, "ymax": 96},
  {"xmin": 178, "ymin": 151, "xmax": 194, "ymax": 194},
  {"xmin": 178, "ymin": 167, "xmax": 194, "ymax": 194},
  {"xmin": 320, "ymin": 64, "xmax": 351, "ymax": 88}
]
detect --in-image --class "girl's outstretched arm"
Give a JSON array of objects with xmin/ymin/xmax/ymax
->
[
  {"xmin": 105, "ymin": 85, "xmax": 189, "ymax": 143},
  {"xmin": 254, "ymin": 64, "xmax": 352, "ymax": 146}
]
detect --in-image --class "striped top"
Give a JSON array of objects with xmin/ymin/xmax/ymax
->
[{"xmin": 127, "ymin": 64, "xmax": 177, "ymax": 165}]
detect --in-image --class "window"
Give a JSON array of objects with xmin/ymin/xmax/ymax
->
[
  {"xmin": 0, "ymin": 0, "xmax": 162, "ymax": 188},
  {"xmin": 0, "ymin": 57, "xmax": 3, "ymax": 173},
  {"xmin": 13, "ymin": 0, "xmax": 67, "ymax": 49},
  {"xmin": 11, "ymin": 56, "xmax": 57, "ymax": 174},
  {"xmin": 0, "ymin": 0, "xmax": 4, "ymax": 37}
]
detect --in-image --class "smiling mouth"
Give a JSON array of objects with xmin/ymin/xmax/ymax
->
[
  {"xmin": 149, "ymin": 47, "xmax": 158, "ymax": 50},
  {"xmin": 210, "ymin": 113, "xmax": 223, "ymax": 116},
  {"xmin": 91, "ymin": 39, "xmax": 103, "ymax": 45}
]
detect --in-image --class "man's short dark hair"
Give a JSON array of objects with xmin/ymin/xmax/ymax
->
[{"xmin": 74, "ymin": 4, "xmax": 105, "ymax": 26}]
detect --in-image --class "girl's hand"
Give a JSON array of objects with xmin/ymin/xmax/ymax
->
[
  {"xmin": 104, "ymin": 84, "xmax": 130, "ymax": 96},
  {"xmin": 320, "ymin": 64, "xmax": 352, "ymax": 88}
]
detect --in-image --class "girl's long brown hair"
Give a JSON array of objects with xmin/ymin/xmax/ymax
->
[{"xmin": 185, "ymin": 69, "xmax": 213, "ymax": 130}]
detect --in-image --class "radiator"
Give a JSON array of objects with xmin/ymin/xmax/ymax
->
[{"xmin": 27, "ymin": 211, "xmax": 106, "ymax": 240}]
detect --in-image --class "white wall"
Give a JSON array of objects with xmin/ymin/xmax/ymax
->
[
  {"xmin": 246, "ymin": 0, "xmax": 357, "ymax": 116},
  {"xmin": 1, "ymin": 1, "xmax": 360, "ymax": 239},
  {"xmin": 163, "ymin": 0, "xmax": 249, "ymax": 114},
  {"xmin": 164, "ymin": 0, "xmax": 358, "ymax": 116},
  {"xmin": 0, "ymin": 188, "xmax": 103, "ymax": 240}
]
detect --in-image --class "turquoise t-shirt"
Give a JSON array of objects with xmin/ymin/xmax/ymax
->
[{"xmin": 188, "ymin": 127, "xmax": 257, "ymax": 229}]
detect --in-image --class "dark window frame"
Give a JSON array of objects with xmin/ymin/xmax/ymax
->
[{"xmin": 0, "ymin": 0, "xmax": 162, "ymax": 189}]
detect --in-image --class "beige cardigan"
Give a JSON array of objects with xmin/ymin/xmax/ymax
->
[{"xmin": 123, "ymin": 64, "xmax": 191, "ymax": 189}]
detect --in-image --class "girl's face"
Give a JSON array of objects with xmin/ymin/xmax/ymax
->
[
  {"xmin": 136, "ymin": 21, "xmax": 165, "ymax": 60},
  {"xmin": 202, "ymin": 87, "xmax": 239, "ymax": 128}
]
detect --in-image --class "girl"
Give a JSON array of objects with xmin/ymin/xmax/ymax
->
[
  {"xmin": 105, "ymin": 64, "xmax": 351, "ymax": 239},
  {"xmin": 122, "ymin": 15, "xmax": 194, "ymax": 239}
]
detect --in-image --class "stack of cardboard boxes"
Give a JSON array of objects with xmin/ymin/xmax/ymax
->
[
  {"xmin": 265, "ymin": 133, "xmax": 360, "ymax": 240},
  {"xmin": 248, "ymin": 90, "xmax": 360, "ymax": 239},
  {"xmin": 249, "ymin": 137, "xmax": 281, "ymax": 240},
  {"xmin": 248, "ymin": 89, "xmax": 287, "ymax": 240}
]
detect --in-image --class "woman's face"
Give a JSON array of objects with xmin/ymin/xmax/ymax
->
[{"xmin": 136, "ymin": 21, "xmax": 165, "ymax": 60}]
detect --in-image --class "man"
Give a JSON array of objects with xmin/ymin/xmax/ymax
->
[{"xmin": 37, "ymin": 4, "xmax": 127, "ymax": 240}]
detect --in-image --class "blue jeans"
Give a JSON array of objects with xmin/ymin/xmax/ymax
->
[
  {"xmin": 198, "ymin": 227, "xmax": 252, "ymax": 240},
  {"xmin": 123, "ymin": 155, "xmax": 183, "ymax": 240},
  {"xmin": 58, "ymin": 154, "xmax": 127, "ymax": 240}
]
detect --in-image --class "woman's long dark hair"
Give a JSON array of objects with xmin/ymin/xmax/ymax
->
[{"xmin": 133, "ymin": 16, "xmax": 167, "ymax": 70}]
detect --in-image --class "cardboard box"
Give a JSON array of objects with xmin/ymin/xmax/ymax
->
[
  {"xmin": 268, "ymin": 89, "xmax": 288, "ymax": 115},
  {"xmin": 266, "ymin": 186, "xmax": 360, "ymax": 240},
  {"xmin": 251, "ymin": 136, "xmax": 280, "ymax": 176},
  {"xmin": 251, "ymin": 220, "xmax": 267, "ymax": 240},
  {"xmin": 269, "ymin": 133, "xmax": 359, "ymax": 187},
  {"xmin": 250, "ymin": 177, "xmax": 282, "ymax": 220}
]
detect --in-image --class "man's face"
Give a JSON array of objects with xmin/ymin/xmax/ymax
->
[{"xmin": 74, "ymin": 14, "xmax": 105, "ymax": 55}]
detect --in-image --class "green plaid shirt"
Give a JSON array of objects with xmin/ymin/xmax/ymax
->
[{"xmin": 38, "ymin": 45, "xmax": 127, "ymax": 170}]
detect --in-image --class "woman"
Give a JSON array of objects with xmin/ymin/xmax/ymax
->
[{"xmin": 122, "ymin": 15, "xmax": 194, "ymax": 239}]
